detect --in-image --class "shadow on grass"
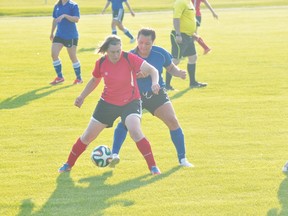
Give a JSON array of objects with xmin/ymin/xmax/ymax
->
[
  {"xmin": 78, "ymin": 47, "xmax": 96, "ymax": 53},
  {"xmin": 267, "ymin": 172, "xmax": 288, "ymax": 216},
  {"xmin": 169, "ymin": 87, "xmax": 191, "ymax": 101},
  {"xmin": 0, "ymin": 85, "xmax": 73, "ymax": 110},
  {"xmin": 17, "ymin": 166, "xmax": 180, "ymax": 216}
]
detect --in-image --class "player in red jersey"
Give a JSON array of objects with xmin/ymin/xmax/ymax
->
[{"xmin": 58, "ymin": 35, "xmax": 162, "ymax": 175}]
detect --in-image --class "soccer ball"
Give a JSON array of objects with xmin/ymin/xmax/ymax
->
[{"xmin": 91, "ymin": 145, "xmax": 112, "ymax": 167}]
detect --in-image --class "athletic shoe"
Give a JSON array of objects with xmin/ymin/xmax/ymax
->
[
  {"xmin": 109, "ymin": 154, "xmax": 120, "ymax": 168},
  {"xmin": 130, "ymin": 38, "xmax": 136, "ymax": 44},
  {"xmin": 165, "ymin": 85, "xmax": 175, "ymax": 91},
  {"xmin": 58, "ymin": 163, "xmax": 71, "ymax": 173},
  {"xmin": 180, "ymin": 158, "xmax": 194, "ymax": 167},
  {"xmin": 204, "ymin": 48, "xmax": 211, "ymax": 55},
  {"xmin": 73, "ymin": 79, "xmax": 83, "ymax": 85},
  {"xmin": 190, "ymin": 82, "xmax": 207, "ymax": 89},
  {"xmin": 50, "ymin": 77, "xmax": 64, "ymax": 85},
  {"xmin": 150, "ymin": 166, "xmax": 161, "ymax": 175},
  {"xmin": 282, "ymin": 161, "xmax": 288, "ymax": 172}
]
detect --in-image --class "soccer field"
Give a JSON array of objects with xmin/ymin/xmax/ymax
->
[{"xmin": 0, "ymin": 4, "xmax": 288, "ymax": 216}]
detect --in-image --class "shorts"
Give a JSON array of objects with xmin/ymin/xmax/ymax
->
[
  {"xmin": 170, "ymin": 30, "xmax": 196, "ymax": 59},
  {"xmin": 53, "ymin": 36, "xmax": 78, "ymax": 48},
  {"xmin": 92, "ymin": 99, "xmax": 142, "ymax": 128},
  {"xmin": 196, "ymin": 16, "xmax": 202, "ymax": 27},
  {"xmin": 141, "ymin": 88, "xmax": 170, "ymax": 115},
  {"xmin": 112, "ymin": 9, "xmax": 124, "ymax": 22}
]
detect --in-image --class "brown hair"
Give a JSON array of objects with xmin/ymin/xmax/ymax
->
[
  {"xmin": 97, "ymin": 35, "xmax": 122, "ymax": 54},
  {"xmin": 137, "ymin": 28, "xmax": 156, "ymax": 42}
]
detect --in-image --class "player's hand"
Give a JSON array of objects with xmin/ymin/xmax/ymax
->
[
  {"xmin": 74, "ymin": 96, "xmax": 84, "ymax": 108},
  {"xmin": 55, "ymin": 14, "xmax": 65, "ymax": 23},
  {"xmin": 151, "ymin": 83, "xmax": 160, "ymax": 95},
  {"xmin": 179, "ymin": 70, "xmax": 187, "ymax": 80},
  {"xmin": 176, "ymin": 35, "xmax": 182, "ymax": 44},
  {"xmin": 131, "ymin": 11, "xmax": 135, "ymax": 17}
]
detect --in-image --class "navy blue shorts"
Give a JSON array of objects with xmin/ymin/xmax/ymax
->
[
  {"xmin": 112, "ymin": 9, "xmax": 124, "ymax": 22},
  {"xmin": 53, "ymin": 36, "xmax": 78, "ymax": 48},
  {"xmin": 92, "ymin": 99, "xmax": 142, "ymax": 128}
]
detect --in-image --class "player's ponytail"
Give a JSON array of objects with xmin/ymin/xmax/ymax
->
[{"xmin": 97, "ymin": 35, "xmax": 122, "ymax": 54}]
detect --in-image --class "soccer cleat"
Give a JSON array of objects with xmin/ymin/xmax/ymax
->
[
  {"xmin": 203, "ymin": 48, "xmax": 211, "ymax": 55},
  {"xmin": 165, "ymin": 85, "xmax": 175, "ymax": 91},
  {"xmin": 58, "ymin": 163, "xmax": 71, "ymax": 173},
  {"xmin": 50, "ymin": 77, "xmax": 64, "ymax": 85},
  {"xmin": 190, "ymin": 82, "xmax": 207, "ymax": 89},
  {"xmin": 180, "ymin": 158, "xmax": 194, "ymax": 167},
  {"xmin": 150, "ymin": 166, "xmax": 161, "ymax": 175},
  {"xmin": 73, "ymin": 79, "xmax": 83, "ymax": 85},
  {"xmin": 130, "ymin": 38, "xmax": 136, "ymax": 44},
  {"xmin": 109, "ymin": 154, "xmax": 120, "ymax": 168},
  {"xmin": 282, "ymin": 161, "xmax": 288, "ymax": 172}
]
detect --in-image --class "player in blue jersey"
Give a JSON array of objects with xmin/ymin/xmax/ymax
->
[
  {"xmin": 50, "ymin": 0, "xmax": 82, "ymax": 85},
  {"xmin": 110, "ymin": 28, "xmax": 193, "ymax": 168},
  {"xmin": 101, "ymin": 0, "xmax": 135, "ymax": 43}
]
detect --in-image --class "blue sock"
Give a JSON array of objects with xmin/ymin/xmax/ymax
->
[
  {"xmin": 53, "ymin": 60, "xmax": 63, "ymax": 78},
  {"xmin": 170, "ymin": 128, "xmax": 186, "ymax": 162},
  {"xmin": 73, "ymin": 62, "xmax": 81, "ymax": 80},
  {"xmin": 124, "ymin": 29, "xmax": 134, "ymax": 39},
  {"xmin": 112, "ymin": 122, "xmax": 128, "ymax": 154},
  {"xmin": 112, "ymin": 29, "xmax": 117, "ymax": 35}
]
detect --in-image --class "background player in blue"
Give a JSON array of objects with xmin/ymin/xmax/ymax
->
[
  {"xmin": 101, "ymin": 0, "xmax": 135, "ymax": 43},
  {"xmin": 110, "ymin": 28, "xmax": 193, "ymax": 168},
  {"xmin": 50, "ymin": 0, "xmax": 82, "ymax": 85}
]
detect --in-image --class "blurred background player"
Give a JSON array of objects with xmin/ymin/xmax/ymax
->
[
  {"xmin": 102, "ymin": 0, "xmax": 136, "ymax": 43},
  {"xmin": 283, "ymin": 161, "xmax": 288, "ymax": 172},
  {"xmin": 110, "ymin": 28, "xmax": 193, "ymax": 168},
  {"xmin": 58, "ymin": 35, "xmax": 161, "ymax": 175},
  {"xmin": 50, "ymin": 0, "xmax": 83, "ymax": 85}
]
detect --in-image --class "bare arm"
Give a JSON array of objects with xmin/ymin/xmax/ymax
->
[
  {"xmin": 102, "ymin": 1, "xmax": 110, "ymax": 14},
  {"xmin": 50, "ymin": 19, "xmax": 57, "ymax": 41},
  {"xmin": 140, "ymin": 61, "xmax": 160, "ymax": 94},
  {"xmin": 166, "ymin": 63, "xmax": 186, "ymax": 79},
  {"xmin": 74, "ymin": 77, "xmax": 102, "ymax": 108},
  {"xmin": 203, "ymin": 0, "xmax": 218, "ymax": 19},
  {"xmin": 124, "ymin": 1, "xmax": 135, "ymax": 16},
  {"xmin": 173, "ymin": 18, "xmax": 182, "ymax": 43},
  {"xmin": 55, "ymin": 14, "xmax": 79, "ymax": 23}
]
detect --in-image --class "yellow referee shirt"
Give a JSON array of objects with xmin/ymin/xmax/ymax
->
[{"xmin": 173, "ymin": 0, "xmax": 197, "ymax": 35}]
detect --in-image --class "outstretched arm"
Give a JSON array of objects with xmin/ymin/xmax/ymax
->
[
  {"xmin": 124, "ymin": 1, "xmax": 135, "ymax": 16},
  {"xmin": 102, "ymin": 1, "xmax": 111, "ymax": 14},
  {"xmin": 203, "ymin": 0, "xmax": 218, "ymax": 19},
  {"xmin": 166, "ymin": 63, "xmax": 186, "ymax": 79}
]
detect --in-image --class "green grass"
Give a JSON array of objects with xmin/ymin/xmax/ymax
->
[{"xmin": 1, "ymin": 3, "xmax": 288, "ymax": 216}]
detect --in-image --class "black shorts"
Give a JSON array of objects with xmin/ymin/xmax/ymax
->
[
  {"xmin": 112, "ymin": 9, "xmax": 124, "ymax": 22},
  {"xmin": 170, "ymin": 31, "xmax": 196, "ymax": 59},
  {"xmin": 92, "ymin": 99, "xmax": 142, "ymax": 128},
  {"xmin": 196, "ymin": 16, "xmax": 201, "ymax": 27},
  {"xmin": 53, "ymin": 36, "xmax": 78, "ymax": 48},
  {"xmin": 141, "ymin": 88, "xmax": 170, "ymax": 115}
]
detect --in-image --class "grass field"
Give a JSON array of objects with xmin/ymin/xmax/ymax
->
[{"xmin": 0, "ymin": 1, "xmax": 288, "ymax": 216}]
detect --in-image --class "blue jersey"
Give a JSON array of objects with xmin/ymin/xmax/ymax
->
[
  {"xmin": 53, "ymin": 0, "xmax": 80, "ymax": 40},
  {"xmin": 131, "ymin": 46, "xmax": 172, "ymax": 93},
  {"xmin": 108, "ymin": 0, "xmax": 127, "ymax": 11}
]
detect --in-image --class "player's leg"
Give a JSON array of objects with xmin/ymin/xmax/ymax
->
[
  {"xmin": 50, "ymin": 40, "xmax": 64, "ymax": 85},
  {"xmin": 67, "ymin": 43, "xmax": 82, "ymax": 84},
  {"xmin": 116, "ymin": 9, "xmax": 135, "ymax": 43}
]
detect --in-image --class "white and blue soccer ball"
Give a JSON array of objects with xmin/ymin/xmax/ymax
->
[{"xmin": 91, "ymin": 145, "xmax": 112, "ymax": 167}]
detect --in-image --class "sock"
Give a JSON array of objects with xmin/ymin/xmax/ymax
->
[
  {"xmin": 53, "ymin": 59, "xmax": 63, "ymax": 78},
  {"xmin": 187, "ymin": 63, "xmax": 196, "ymax": 85},
  {"xmin": 73, "ymin": 61, "xmax": 81, "ymax": 80},
  {"xmin": 136, "ymin": 137, "xmax": 156, "ymax": 170},
  {"xmin": 170, "ymin": 128, "xmax": 186, "ymax": 162},
  {"xmin": 124, "ymin": 29, "xmax": 134, "ymax": 39},
  {"xmin": 196, "ymin": 37, "xmax": 210, "ymax": 51},
  {"xmin": 112, "ymin": 122, "xmax": 128, "ymax": 154},
  {"xmin": 66, "ymin": 138, "xmax": 87, "ymax": 167},
  {"xmin": 166, "ymin": 71, "xmax": 172, "ymax": 87},
  {"xmin": 112, "ymin": 28, "xmax": 117, "ymax": 35}
]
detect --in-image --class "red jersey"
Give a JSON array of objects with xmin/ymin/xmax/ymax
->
[
  {"xmin": 192, "ymin": 0, "xmax": 203, "ymax": 16},
  {"xmin": 92, "ymin": 52, "xmax": 144, "ymax": 106}
]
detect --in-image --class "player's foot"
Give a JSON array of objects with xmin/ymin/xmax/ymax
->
[
  {"xmin": 165, "ymin": 85, "xmax": 175, "ymax": 91},
  {"xmin": 50, "ymin": 77, "xmax": 64, "ymax": 85},
  {"xmin": 150, "ymin": 166, "xmax": 161, "ymax": 175},
  {"xmin": 204, "ymin": 48, "xmax": 211, "ymax": 55},
  {"xmin": 58, "ymin": 163, "xmax": 71, "ymax": 173},
  {"xmin": 130, "ymin": 38, "xmax": 136, "ymax": 44},
  {"xmin": 282, "ymin": 161, "xmax": 288, "ymax": 172},
  {"xmin": 180, "ymin": 158, "xmax": 194, "ymax": 167},
  {"xmin": 109, "ymin": 154, "xmax": 120, "ymax": 168},
  {"xmin": 190, "ymin": 82, "xmax": 207, "ymax": 89},
  {"xmin": 73, "ymin": 79, "xmax": 83, "ymax": 85}
]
